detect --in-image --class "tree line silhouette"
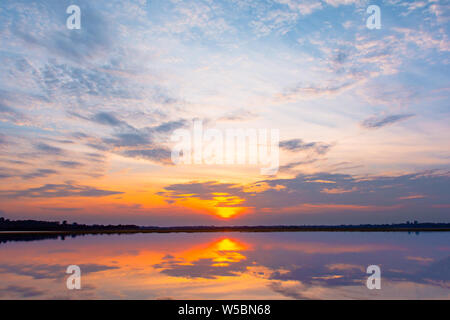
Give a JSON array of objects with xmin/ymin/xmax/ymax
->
[
  {"xmin": 1, "ymin": 217, "xmax": 449, "ymax": 233},
  {"xmin": 0, "ymin": 217, "xmax": 139, "ymax": 231}
]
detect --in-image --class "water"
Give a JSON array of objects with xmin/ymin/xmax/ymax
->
[{"xmin": 0, "ymin": 232, "xmax": 448, "ymax": 299}]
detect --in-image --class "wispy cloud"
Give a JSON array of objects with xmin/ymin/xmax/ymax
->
[
  {"xmin": 280, "ymin": 139, "xmax": 332, "ymax": 154},
  {"xmin": 279, "ymin": 159, "xmax": 319, "ymax": 172},
  {"xmin": 122, "ymin": 148, "xmax": 173, "ymax": 164},
  {"xmin": 34, "ymin": 143, "xmax": 65, "ymax": 155},
  {"xmin": 218, "ymin": 109, "xmax": 259, "ymax": 122},
  {"xmin": 0, "ymin": 182, "xmax": 123, "ymax": 198},
  {"xmin": 54, "ymin": 160, "xmax": 84, "ymax": 169},
  {"xmin": 21, "ymin": 169, "xmax": 59, "ymax": 180},
  {"xmin": 158, "ymin": 171, "xmax": 450, "ymax": 219},
  {"xmin": 0, "ymin": 285, "xmax": 45, "ymax": 298},
  {"xmin": 361, "ymin": 113, "xmax": 415, "ymax": 129},
  {"xmin": 0, "ymin": 102, "xmax": 29, "ymax": 125}
]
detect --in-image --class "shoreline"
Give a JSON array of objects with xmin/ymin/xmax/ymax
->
[{"xmin": 1, "ymin": 227, "xmax": 450, "ymax": 235}]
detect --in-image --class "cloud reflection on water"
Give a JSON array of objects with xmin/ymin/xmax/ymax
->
[{"xmin": 0, "ymin": 232, "xmax": 448, "ymax": 299}]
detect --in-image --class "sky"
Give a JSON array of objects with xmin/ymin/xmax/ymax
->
[{"xmin": 0, "ymin": 0, "xmax": 449, "ymax": 226}]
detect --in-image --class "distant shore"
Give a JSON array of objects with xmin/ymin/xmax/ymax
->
[
  {"xmin": 1, "ymin": 218, "xmax": 450, "ymax": 236},
  {"xmin": 1, "ymin": 225, "xmax": 450, "ymax": 235}
]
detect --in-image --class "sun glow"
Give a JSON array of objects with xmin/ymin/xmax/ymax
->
[
  {"xmin": 215, "ymin": 207, "xmax": 245, "ymax": 218},
  {"xmin": 178, "ymin": 238, "xmax": 248, "ymax": 267}
]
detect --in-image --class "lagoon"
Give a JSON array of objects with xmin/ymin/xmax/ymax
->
[{"xmin": 0, "ymin": 232, "xmax": 448, "ymax": 299}]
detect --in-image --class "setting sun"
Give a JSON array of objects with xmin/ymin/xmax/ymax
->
[{"xmin": 215, "ymin": 207, "xmax": 245, "ymax": 218}]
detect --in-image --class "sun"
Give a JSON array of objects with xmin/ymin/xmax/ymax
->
[{"xmin": 215, "ymin": 207, "xmax": 245, "ymax": 218}]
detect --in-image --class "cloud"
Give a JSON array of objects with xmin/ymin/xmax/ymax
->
[
  {"xmin": 122, "ymin": 148, "xmax": 173, "ymax": 164},
  {"xmin": 154, "ymin": 257, "xmax": 249, "ymax": 279},
  {"xmin": 73, "ymin": 111, "xmax": 140, "ymax": 130},
  {"xmin": 218, "ymin": 109, "xmax": 259, "ymax": 122},
  {"xmin": 153, "ymin": 120, "xmax": 188, "ymax": 133},
  {"xmin": 0, "ymin": 102, "xmax": 28, "ymax": 125},
  {"xmin": 268, "ymin": 282, "xmax": 308, "ymax": 299},
  {"xmin": 103, "ymin": 132, "xmax": 151, "ymax": 148},
  {"xmin": 361, "ymin": 113, "xmax": 415, "ymax": 129},
  {"xmin": 0, "ymin": 285, "xmax": 45, "ymax": 298},
  {"xmin": 92, "ymin": 112, "xmax": 124, "ymax": 127},
  {"xmin": 250, "ymin": 9, "xmax": 299, "ymax": 37},
  {"xmin": 276, "ymin": 81, "xmax": 356, "ymax": 101},
  {"xmin": 32, "ymin": 61, "xmax": 142, "ymax": 102},
  {"xmin": 34, "ymin": 143, "xmax": 65, "ymax": 155},
  {"xmin": 253, "ymin": 171, "xmax": 450, "ymax": 211},
  {"xmin": 21, "ymin": 169, "xmax": 59, "ymax": 180},
  {"xmin": 0, "ymin": 263, "xmax": 119, "ymax": 280},
  {"xmin": 277, "ymin": 22, "xmax": 440, "ymax": 105},
  {"xmin": 323, "ymin": 0, "xmax": 364, "ymax": 7},
  {"xmin": 70, "ymin": 112, "xmax": 187, "ymax": 164},
  {"xmin": 40, "ymin": 206, "xmax": 81, "ymax": 212},
  {"xmin": 71, "ymin": 112, "xmax": 187, "ymax": 165},
  {"xmin": 277, "ymin": 0, "xmax": 324, "ymax": 15},
  {"xmin": 0, "ymin": 163, "xmax": 62, "ymax": 181},
  {"xmin": 279, "ymin": 159, "xmax": 319, "ymax": 172},
  {"xmin": 249, "ymin": 0, "xmax": 323, "ymax": 36},
  {"xmin": 0, "ymin": 182, "xmax": 123, "ymax": 198},
  {"xmin": 393, "ymin": 28, "xmax": 450, "ymax": 53},
  {"xmin": 358, "ymin": 83, "xmax": 418, "ymax": 108},
  {"xmin": 10, "ymin": 1, "xmax": 113, "ymax": 63},
  {"xmin": 270, "ymin": 263, "xmax": 364, "ymax": 287},
  {"xmin": 154, "ymin": 0, "xmax": 234, "ymax": 38},
  {"xmin": 158, "ymin": 181, "xmax": 243, "ymax": 201},
  {"xmin": 280, "ymin": 139, "xmax": 332, "ymax": 154},
  {"xmin": 321, "ymin": 187, "xmax": 358, "ymax": 194},
  {"xmin": 383, "ymin": 256, "xmax": 450, "ymax": 286},
  {"xmin": 0, "ymin": 167, "xmax": 17, "ymax": 179},
  {"xmin": 158, "ymin": 171, "xmax": 450, "ymax": 216},
  {"xmin": 55, "ymin": 161, "xmax": 84, "ymax": 169}
]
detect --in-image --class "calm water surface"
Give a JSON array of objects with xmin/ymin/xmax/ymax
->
[{"xmin": 0, "ymin": 232, "xmax": 448, "ymax": 299}]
